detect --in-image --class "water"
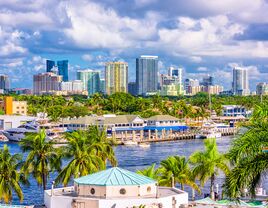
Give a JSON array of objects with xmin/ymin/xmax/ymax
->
[{"xmin": 1, "ymin": 137, "xmax": 265, "ymax": 205}]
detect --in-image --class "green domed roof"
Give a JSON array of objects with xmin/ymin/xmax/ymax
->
[{"xmin": 74, "ymin": 167, "xmax": 156, "ymax": 186}]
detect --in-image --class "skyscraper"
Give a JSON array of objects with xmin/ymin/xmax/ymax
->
[
  {"xmin": 256, "ymin": 82, "xmax": 268, "ymax": 95},
  {"xmin": 232, "ymin": 67, "xmax": 249, "ymax": 95},
  {"xmin": 128, "ymin": 82, "xmax": 137, "ymax": 96},
  {"xmin": 201, "ymin": 75, "xmax": 214, "ymax": 87},
  {"xmin": 57, "ymin": 60, "xmax": 69, "ymax": 81},
  {"xmin": 46, "ymin": 60, "xmax": 55, "ymax": 72},
  {"xmin": 184, "ymin": 78, "xmax": 199, "ymax": 95},
  {"xmin": 136, "ymin": 55, "xmax": 158, "ymax": 95},
  {"xmin": 77, "ymin": 69, "xmax": 101, "ymax": 95},
  {"xmin": 33, "ymin": 72, "xmax": 62, "ymax": 95},
  {"xmin": 0, "ymin": 75, "xmax": 10, "ymax": 90},
  {"xmin": 105, "ymin": 62, "xmax": 128, "ymax": 95}
]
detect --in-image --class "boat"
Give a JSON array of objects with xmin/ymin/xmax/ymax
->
[
  {"xmin": 196, "ymin": 128, "xmax": 222, "ymax": 139},
  {"xmin": 139, "ymin": 143, "xmax": 150, "ymax": 148},
  {"xmin": 3, "ymin": 121, "xmax": 67, "ymax": 142},
  {"xmin": 0, "ymin": 133, "xmax": 8, "ymax": 142},
  {"xmin": 123, "ymin": 140, "xmax": 138, "ymax": 146}
]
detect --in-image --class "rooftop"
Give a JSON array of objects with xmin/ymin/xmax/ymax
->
[
  {"xmin": 147, "ymin": 115, "xmax": 179, "ymax": 121},
  {"xmin": 74, "ymin": 167, "xmax": 156, "ymax": 186}
]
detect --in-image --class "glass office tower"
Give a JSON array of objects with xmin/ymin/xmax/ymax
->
[
  {"xmin": 57, "ymin": 60, "xmax": 69, "ymax": 81},
  {"xmin": 46, "ymin": 60, "xmax": 55, "ymax": 72}
]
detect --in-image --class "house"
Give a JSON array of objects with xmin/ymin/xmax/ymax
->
[{"xmin": 44, "ymin": 167, "xmax": 188, "ymax": 208}]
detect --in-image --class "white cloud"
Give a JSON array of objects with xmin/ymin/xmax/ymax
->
[
  {"xmin": 82, "ymin": 54, "xmax": 93, "ymax": 61},
  {"xmin": 197, "ymin": 67, "xmax": 208, "ymax": 72}
]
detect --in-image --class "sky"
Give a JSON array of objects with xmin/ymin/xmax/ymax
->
[{"xmin": 0, "ymin": 0, "xmax": 268, "ymax": 90}]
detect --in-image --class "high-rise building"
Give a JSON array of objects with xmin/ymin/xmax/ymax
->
[
  {"xmin": 77, "ymin": 69, "xmax": 101, "ymax": 95},
  {"xmin": 184, "ymin": 78, "xmax": 199, "ymax": 95},
  {"xmin": 60, "ymin": 80, "xmax": 85, "ymax": 95},
  {"xmin": 57, "ymin": 60, "xmax": 69, "ymax": 81},
  {"xmin": 136, "ymin": 55, "xmax": 158, "ymax": 95},
  {"xmin": 201, "ymin": 75, "xmax": 214, "ymax": 87},
  {"xmin": 0, "ymin": 75, "xmax": 10, "ymax": 90},
  {"xmin": 33, "ymin": 72, "xmax": 62, "ymax": 95},
  {"xmin": 232, "ymin": 67, "xmax": 250, "ymax": 95},
  {"xmin": 46, "ymin": 60, "xmax": 55, "ymax": 72},
  {"xmin": 105, "ymin": 62, "xmax": 128, "ymax": 95},
  {"xmin": 100, "ymin": 79, "xmax": 105, "ymax": 94},
  {"xmin": 128, "ymin": 82, "xmax": 137, "ymax": 96},
  {"xmin": 256, "ymin": 82, "xmax": 268, "ymax": 95}
]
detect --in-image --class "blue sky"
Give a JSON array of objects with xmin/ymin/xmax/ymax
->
[{"xmin": 0, "ymin": 0, "xmax": 268, "ymax": 90}]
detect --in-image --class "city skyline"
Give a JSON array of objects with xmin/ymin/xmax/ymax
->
[{"xmin": 0, "ymin": 1, "xmax": 268, "ymax": 90}]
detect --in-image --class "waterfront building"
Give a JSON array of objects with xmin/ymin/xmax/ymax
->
[
  {"xmin": 0, "ymin": 74, "xmax": 10, "ymax": 90},
  {"xmin": 33, "ymin": 72, "xmax": 62, "ymax": 95},
  {"xmin": 256, "ymin": 82, "xmax": 268, "ymax": 95},
  {"xmin": 136, "ymin": 55, "xmax": 158, "ymax": 95},
  {"xmin": 0, "ymin": 115, "xmax": 35, "ymax": 130},
  {"xmin": 128, "ymin": 82, "xmax": 137, "ymax": 96},
  {"xmin": 46, "ymin": 60, "xmax": 56, "ymax": 72},
  {"xmin": 77, "ymin": 69, "xmax": 101, "ymax": 95},
  {"xmin": 222, "ymin": 105, "xmax": 250, "ymax": 117},
  {"xmin": 60, "ymin": 80, "xmax": 86, "ymax": 95},
  {"xmin": 105, "ymin": 62, "xmax": 128, "ymax": 95},
  {"xmin": 57, "ymin": 60, "xmax": 69, "ymax": 81},
  {"xmin": 232, "ymin": 67, "xmax": 250, "ymax": 95},
  {"xmin": 0, "ymin": 96, "xmax": 27, "ymax": 116},
  {"xmin": 44, "ymin": 167, "xmax": 188, "ymax": 208},
  {"xmin": 184, "ymin": 78, "xmax": 199, "ymax": 95}
]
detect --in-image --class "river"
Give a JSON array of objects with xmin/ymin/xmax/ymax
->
[{"xmin": 1, "ymin": 136, "xmax": 266, "ymax": 206}]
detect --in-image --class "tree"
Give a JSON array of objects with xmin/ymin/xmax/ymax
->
[
  {"xmin": 224, "ymin": 103, "xmax": 268, "ymax": 199},
  {"xmin": 159, "ymin": 156, "xmax": 200, "ymax": 192},
  {"xmin": 56, "ymin": 127, "xmax": 117, "ymax": 186},
  {"xmin": 0, "ymin": 145, "xmax": 28, "ymax": 203},
  {"xmin": 190, "ymin": 138, "xmax": 229, "ymax": 200},
  {"xmin": 20, "ymin": 129, "xmax": 60, "ymax": 190},
  {"xmin": 136, "ymin": 163, "xmax": 160, "ymax": 181}
]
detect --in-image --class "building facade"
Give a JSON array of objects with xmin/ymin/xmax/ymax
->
[
  {"xmin": 60, "ymin": 80, "xmax": 86, "ymax": 95},
  {"xmin": 184, "ymin": 78, "xmax": 199, "ymax": 95},
  {"xmin": 256, "ymin": 82, "xmax": 268, "ymax": 95},
  {"xmin": 57, "ymin": 60, "xmax": 68, "ymax": 82},
  {"xmin": 136, "ymin": 56, "xmax": 158, "ymax": 95},
  {"xmin": 46, "ymin": 60, "xmax": 56, "ymax": 72},
  {"xmin": 0, "ymin": 97, "xmax": 27, "ymax": 116},
  {"xmin": 0, "ymin": 75, "xmax": 10, "ymax": 90},
  {"xmin": 44, "ymin": 167, "xmax": 188, "ymax": 208},
  {"xmin": 105, "ymin": 62, "xmax": 128, "ymax": 95},
  {"xmin": 232, "ymin": 67, "xmax": 250, "ymax": 96},
  {"xmin": 33, "ymin": 72, "xmax": 62, "ymax": 95},
  {"xmin": 201, "ymin": 75, "xmax": 214, "ymax": 87},
  {"xmin": 128, "ymin": 82, "xmax": 137, "ymax": 96},
  {"xmin": 77, "ymin": 69, "xmax": 101, "ymax": 95}
]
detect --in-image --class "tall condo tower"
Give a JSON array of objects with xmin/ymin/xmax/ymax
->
[
  {"xmin": 232, "ymin": 67, "xmax": 249, "ymax": 95},
  {"xmin": 136, "ymin": 55, "xmax": 158, "ymax": 95},
  {"xmin": 57, "ymin": 60, "xmax": 69, "ymax": 81},
  {"xmin": 105, "ymin": 62, "xmax": 128, "ymax": 95},
  {"xmin": 0, "ymin": 74, "xmax": 10, "ymax": 90},
  {"xmin": 46, "ymin": 60, "xmax": 55, "ymax": 72},
  {"xmin": 77, "ymin": 69, "xmax": 101, "ymax": 95}
]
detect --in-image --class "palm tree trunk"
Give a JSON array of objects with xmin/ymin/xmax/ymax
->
[
  {"xmin": 181, "ymin": 183, "xmax": 184, "ymax": 190},
  {"xmin": 42, "ymin": 161, "xmax": 46, "ymax": 190},
  {"xmin": 210, "ymin": 173, "xmax": 215, "ymax": 200}
]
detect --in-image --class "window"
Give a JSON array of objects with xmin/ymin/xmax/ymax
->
[
  {"xmin": 119, "ymin": 188, "xmax": 126, "ymax": 195},
  {"xmin": 90, "ymin": 188, "xmax": 95, "ymax": 195},
  {"xmin": 147, "ymin": 186, "xmax": 151, "ymax": 192}
]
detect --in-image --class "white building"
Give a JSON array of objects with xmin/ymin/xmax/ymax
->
[
  {"xmin": 44, "ymin": 167, "xmax": 188, "ymax": 208},
  {"xmin": 0, "ymin": 115, "xmax": 36, "ymax": 130},
  {"xmin": 232, "ymin": 67, "xmax": 250, "ymax": 96},
  {"xmin": 60, "ymin": 80, "xmax": 85, "ymax": 95}
]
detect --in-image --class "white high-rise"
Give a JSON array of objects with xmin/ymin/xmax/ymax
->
[{"xmin": 232, "ymin": 67, "xmax": 250, "ymax": 96}]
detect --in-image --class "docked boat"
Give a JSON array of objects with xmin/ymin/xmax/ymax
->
[
  {"xmin": 139, "ymin": 143, "xmax": 150, "ymax": 148},
  {"xmin": 123, "ymin": 140, "xmax": 138, "ymax": 146},
  {"xmin": 196, "ymin": 128, "xmax": 222, "ymax": 139}
]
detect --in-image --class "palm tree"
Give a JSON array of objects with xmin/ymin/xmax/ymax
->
[
  {"xmin": 136, "ymin": 163, "xmax": 160, "ymax": 181},
  {"xmin": 20, "ymin": 129, "xmax": 60, "ymax": 190},
  {"xmin": 190, "ymin": 138, "xmax": 229, "ymax": 200},
  {"xmin": 224, "ymin": 103, "xmax": 268, "ymax": 199},
  {"xmin": 0, "ymin": 144, "xmax": 28, "ymax": 203},
  {"xmin": 159, "ymin": 156, "xmax": 200, "ymax": 192},
  {"xmin": 56, "ymin": 127, "xmax": 117, "ymax": 186}
]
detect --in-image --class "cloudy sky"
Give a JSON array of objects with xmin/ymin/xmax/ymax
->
[{"xmin": 0, "ymin": 0, "xmax": 268, "ymax": 90}]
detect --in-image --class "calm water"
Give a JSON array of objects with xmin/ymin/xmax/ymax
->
[{"xmin": 1, "ymin": 137, "xmax": 266, "ymax": 205}]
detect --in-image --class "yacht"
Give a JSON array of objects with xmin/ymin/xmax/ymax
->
[
  {"xmin": 3, "ymin": 121, "xmax": 67, "ymax": 142},
  {"xmin": 196, "ymin": 128, "xmax": 222, "ymax": 139},
  {"xmin": 123, "ymin": 140, "xmax": 138, "ymax": 146}
]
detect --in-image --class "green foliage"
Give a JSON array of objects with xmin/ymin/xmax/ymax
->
[
  {"xmin": 19, "ymin": 129, "xmax": 61, "ymax": 190},
  {"xmin": 190, "ymin": 138, "xmax": 229, "ymax": 200},
  {"xmin": 55, "ymin": 126, "xmax": 117, "ymax": 186},
  {"xmin": 224, "ymin": 102, "xmax": 268, "ymax": 199},
  {"xmin": 0, "ymin": 145, "xmax": 28, "ymax": 203}
]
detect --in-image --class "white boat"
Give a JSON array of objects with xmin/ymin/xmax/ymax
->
[
  {"xmin": 139, "ymin": 143, "xmax": 150, "ymax": 148},
  {"xmin": 123, "ymin": 140, "xmax": 138, "ymax": 146},
  {"xmin": 3, "ymin": 121, "xmax": 67, "ymax": 142},
  {"xmin": 197, "ymin": 128, "xmax": 222, "ymax": 139}
]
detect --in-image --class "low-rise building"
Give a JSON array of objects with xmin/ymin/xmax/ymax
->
[
  {"xmin": 44, "ymin": 167, "xmax": 188, "ymax": 208},
  {"xmin": 222, "ymin": 105, "xmax": 251, "ymax": 117},
  {"xmin": 0, "ymin": 96, "xmax": 27, "ymax": 116},
  {"xmin": 0, "ymin": 115, "xmax": 35, "ymax": 130}
]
